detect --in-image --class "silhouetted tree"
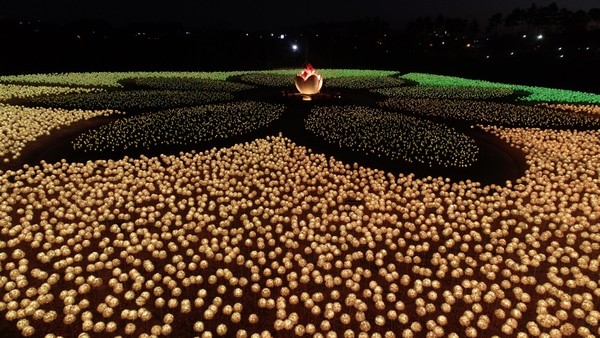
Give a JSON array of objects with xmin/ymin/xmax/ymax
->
[
  {"xmin": 563, "ymin": 10, "xmax": 589, "ymax": 33},
  {"xmin": 445, "ymin": 18, "xmax": 468, "ymax": 36},
  {"xmin": 434, "ymin": 15, "xmax": 446, "ymax": 32},
  {"xmin": 539, "ymin": 3, "xmax": 561, "ymax": 32},
  {"xmin": 405, "ymin": 16, "xmax": 433, "ymax": 39},
  {"xmin": 468, "ymin": 20, "xmax": 480, "ymax": 38},
  {"xmin": 505, "ymin": 8, "xmax": 525, "ymax": 33},
  {"xmin": 589, "ymin": 8, "xmax": 600, "ymax": 30},
  {"xmin": 486, "ymin": 13, "xmax": 503, "ymax": 35},
  {"xmin": 524, "ymin": 3, "xmax": 539, "ymax": 31}
]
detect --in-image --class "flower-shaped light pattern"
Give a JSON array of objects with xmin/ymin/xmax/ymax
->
[{"xmin": 1, "ymin": 71, "xmax": 600, "ymax": 338}]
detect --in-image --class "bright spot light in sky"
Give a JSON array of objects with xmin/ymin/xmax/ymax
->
[
  {"xmin": 292, "ymin": 44, "xmax": 298, "ymax": 51},
  {"xmin": 537, "ymin": 34, "xmax": 543, "ymax": 40},
  {"xmin": 279, "ymin": 34, "xmax": 285, "ymax": 39}
]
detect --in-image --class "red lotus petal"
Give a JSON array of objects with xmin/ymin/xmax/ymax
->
[{"xmin": 297, "ymin": 64, "xmax": 319, "ymax": 80}]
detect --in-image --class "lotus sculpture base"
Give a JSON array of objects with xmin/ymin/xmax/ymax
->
[{"xmin": 283, "ymin": 91, "xmax": 339, "ymax": 102}]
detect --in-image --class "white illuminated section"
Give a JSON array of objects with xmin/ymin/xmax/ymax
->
[{"xmin": 291, "ymin": 44, "xmax": 298, "ymax": 52}]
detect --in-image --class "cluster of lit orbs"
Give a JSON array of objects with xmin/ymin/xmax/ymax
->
[
  {"xmin": 0, "ymin": 84, "xmax": 99, "ymax": 102},
  {"xmin": 72, "ymin": 101, "xmax": 285, "ymax": 152},
  {"xmin": 0, "ymin": 71, "xmax": 599, "ymax": 337},
  {"xmin": 0, "ymin": 126, "xmax": 598, "ymax": 336},
  {"xmin": 305, "ymin": 105, "xmax": 479, "ymax": 167},
  {"xmin": 0, "ymin": 105, "xmax": 118, "ymax": 163},
  {"xmin": 380, "ymin": 97, "xmax": 600, "ymax": 128},
  {"xmin": 238, "ymin": 73, "xmax": 408, "ymax": 91},
  {"xmin": 0, "ymin": 72, "xmax": 246, "ymax": 89},
  {"xmin": 539, "ymin": 102, "xmax": 600, "ymax": 116},
  {"xmin": 128, "ymin": 77, "xmax": 255, "ymax": 92},
  {"xmin": 3, "ymin": 71, "xmax": 599, "ymax": 105},
  {"xmin": 26, "ymin": 90, "xmax": 233, "ymax": 111},
  {"xmin": 0, "ymin": 70, "xmax": 399, "ymax": 88},
  {"xmin": 325, "ymin": 76, "xmax": 406, "ymax": 90},
  {"xmin": 238, "ymin": 73, "xmax": 296, "ymax": 88},
  {"xmin": 374, "ymin": 85, "xmax": 515, "ymax": 100}
]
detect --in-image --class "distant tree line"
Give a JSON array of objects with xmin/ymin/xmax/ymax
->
[
  {"xmin": 405, "ymin": 3, "xmax": 600, "ymax": 38},
  {"xmin": 406, "ymin": 16, "xmax": 480, "ymax": 40},
  {"xmin": 0, "ymin": 1, "xmax": 598, "ymax": 92},
  {"xmin": 488, "ymin": 3, "xmax": 600, "ymax": 34}
]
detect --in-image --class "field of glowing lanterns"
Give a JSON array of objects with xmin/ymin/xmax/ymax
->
[{"xmin": 0, "ymin": 67, "xmax": 599, "ymax": 337}]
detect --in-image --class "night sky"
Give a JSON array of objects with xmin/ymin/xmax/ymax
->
[{"xmin": 1, "ymin": 0, "xmax": 599, "ymax": 29}]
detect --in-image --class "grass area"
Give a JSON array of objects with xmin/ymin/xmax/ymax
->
[{"xmin": 401, "ymin": 73, "xmax": 600, "ymax": 104}]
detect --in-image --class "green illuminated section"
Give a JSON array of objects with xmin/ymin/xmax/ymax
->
[{"xmin": 401, "ymin": 73, "xmax": 600, "ymax": 104}]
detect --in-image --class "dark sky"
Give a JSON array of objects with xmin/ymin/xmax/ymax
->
[{"xmin": 1, "ymin": 0, "xmax": 599, "ymax": 29}]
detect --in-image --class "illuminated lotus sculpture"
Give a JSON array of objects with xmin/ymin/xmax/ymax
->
[{"xmin": 295, "ymin": 64, "xmax": 323, "ymax": 95}]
